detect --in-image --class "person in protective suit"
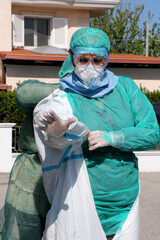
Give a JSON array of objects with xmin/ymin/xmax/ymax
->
[
  {"xmin": 33, "ymin": 27, "xmax": 159, "ymax": 240},
  {"xmin": 1, "ymin": 27, "xmax": 159, "ymax": 240}
]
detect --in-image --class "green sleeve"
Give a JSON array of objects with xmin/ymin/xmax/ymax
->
[
  {"xmin": 15, "ymin": 80, "xmax": 60, "ymax": 114},
  {"xmin": 109, "ymin": 76, "xmax": 159, "ymax": 151}
]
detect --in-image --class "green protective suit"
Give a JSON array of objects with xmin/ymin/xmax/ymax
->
[
  {"xmin": 1, "ymin": 80, "xmax": 60, "ymax": 240},
  {"xmin": 66, "ymin": 75, "xmax": 159, "ymax": 235}
]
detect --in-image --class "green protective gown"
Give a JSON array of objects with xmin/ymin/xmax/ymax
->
[
  {"xmin": 1, "ymin": 80, "xmax": 60, "ymax": 240},
  {"xmin": 0, "ymin": 76, "xmax": 159, "ymax": 238},
  {"xmin": 66, "ymin": 75, "xmax": 159, "ymax": 235}
]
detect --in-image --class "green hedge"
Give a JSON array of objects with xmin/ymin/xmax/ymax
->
[
  {"xmin": 0, "ymin": 87, "xmax": 160, "ymax": 126},
  {"xmin": 140, "ymin": 86, "xmax": 160, "ymax": 105},
  {"xmin": 0, "ymin": 90, "xmax": 25, "ymax": 126}
]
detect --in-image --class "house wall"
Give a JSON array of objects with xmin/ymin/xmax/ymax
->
[
  {"xmin": 108, "ymin": 67, "xmax": 160, "ymax": 91},
  {"xmin": 6, "ymin": 65, "xmax": 160, "ymax": 91},
  {"xmin": 12, "ymin": 5, "xmax": 90, "ymax": 49},
  {"xmin": 5, "ymin": 64, "xmax": 61, "ymax": 90},
  {"xmin": 4, "ymin": 5, "xmax": 91, "ymax": 89},
  {"xmin": 0, "ymin": 0, "xmax": 12, "ymax": 51}
]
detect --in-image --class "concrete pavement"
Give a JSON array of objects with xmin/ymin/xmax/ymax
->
[
  {"xmin": 0, "ymin": 173, "xmax": 9, "ymax": 210},
  {"xmin": 139, "ymin": 173, "xmax": 160, "ymax": 240},
  {"xmin": 0, "ymin": 172, "xmax": 160, "ymax": 240}
]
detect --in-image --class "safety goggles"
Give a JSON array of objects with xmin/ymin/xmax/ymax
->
[
  {"xmin": 73, "ymin": 54, "xmax": 107, "ymax": 68},
  {"xmin": 72, "ymin": 46, "xmax": 109, "ymax": 69}
]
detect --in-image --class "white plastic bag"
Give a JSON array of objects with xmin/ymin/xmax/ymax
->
[
  {"xmin": 42, "ymin": 147, "xmax": 107, "ymax": 240},
  {"xmin": 34, "ymin": 89, "xmax": 107, "ymax": 240}
]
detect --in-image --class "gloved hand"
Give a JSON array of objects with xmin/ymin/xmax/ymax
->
[
  {"xmin": 88, "ymin": 130, "xmax": 124, "ymax": 150},
  {"xmin": 88, "ymin": 130, "xmax": 111, "ymax": 150},
  {"xmin": 35, "ymin": 110, "xmax": 76, "ymax": 138}
]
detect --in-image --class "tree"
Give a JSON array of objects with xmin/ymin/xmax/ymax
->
[
  {"xmin": 149, "ymin": 21, "xmax": 160, "ymax": 57},
  {"xmin": 90, "ymin": 2, "xmax": 160, "ymax": 56}
]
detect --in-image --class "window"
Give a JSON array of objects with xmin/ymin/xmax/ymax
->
[
  {"xmin": 12, "ymin": 15, "xmax": 68, "ymax": 48},
  {"xmin": 24, "ymin": 18, "xmax": 49, "ymax": 47}
]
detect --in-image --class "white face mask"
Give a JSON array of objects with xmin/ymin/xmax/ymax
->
[{"xmin": 74, "ymin": 64, "xmax": 104, "ymax": 88}]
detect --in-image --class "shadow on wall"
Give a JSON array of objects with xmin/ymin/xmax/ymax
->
[
  {"xmin": 6, "ymin": 65, "xmax": 61, "ymax": 79},
  {"xmin": 108, "ymin": 67, "xmax": 160, "ymax": 80}
]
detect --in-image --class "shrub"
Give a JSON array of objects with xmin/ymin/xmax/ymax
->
[
  {"xmin": 0, "ymin": 90, "xmax": 25, "ymax": 126},
  {"xmin": 140, "ymin": 86, "xmax": 160, "ymax": 104},
  {"xmin": 140, "ymin": 86, "xmax": 160, "ymax": 150}
]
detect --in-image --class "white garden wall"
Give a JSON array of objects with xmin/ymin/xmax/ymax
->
[
  {"xmin": 0, "ymin": 123, "xmax": 15, "ymax": 172},
  {"xmin": 136, "ymin": 151, "xmax": 160, "ymax": 172}
]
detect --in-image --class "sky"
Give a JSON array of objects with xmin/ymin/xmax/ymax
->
[{"xmin": 120, "ymin": 0, "xmax": 160, "ymax": 29}]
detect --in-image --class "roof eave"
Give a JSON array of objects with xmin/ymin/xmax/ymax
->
[
  {"xmin": 109, "ymin": 58, "xmax": 160, "ymax": 64},
  {"xmin": 11, "ymin": 0, "xmax": 120, "ymax": 11},
  {"xmin": 0, "ymin": 52, "xmax": 160, "ymax": 65},
  {"xmin": 0, "ymin": 54, "xmax": 68, "ymax": 62}
]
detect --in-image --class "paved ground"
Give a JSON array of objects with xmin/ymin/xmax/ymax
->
[
  {"xmin": 139, "ymin": 173, "xmax": 160, "ymax": 240},
  {"xmin": 0, "ymin": 173, "xmax": 9, "ymax": 210},
  {"xmin": 0, "ymin": 172, "xmax": 160, "ymax": 240}
]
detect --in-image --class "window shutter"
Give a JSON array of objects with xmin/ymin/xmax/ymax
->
[
  {"xmin": 12, "ymin": 15, "xmax": 24, "ymax": 47},
  {"xmin": 50, "ymin": 18, "xmax": 68, "ymax": 48}
]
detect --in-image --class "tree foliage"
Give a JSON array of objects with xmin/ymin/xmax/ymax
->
[
  {"xmin": 90, "ymin": 2, "xmax": 160, "ymax": 56},
  {"xmin": 0, "ymin": 90, "xmax": 25, "ymax": 125},
  {"xmin": 148, "ymin": 21, "xmax": 160, "ymax": 56}
]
